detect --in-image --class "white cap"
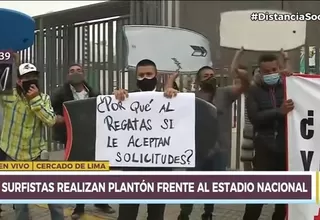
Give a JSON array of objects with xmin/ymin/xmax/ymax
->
[{"xmin": 18, "ymin": 63, "xmax": 39, "ymax": 76}]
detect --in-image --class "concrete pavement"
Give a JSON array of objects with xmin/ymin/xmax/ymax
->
[{"xmin": 1, "ymin": 150, "xmax": 274, "ymax": 219}]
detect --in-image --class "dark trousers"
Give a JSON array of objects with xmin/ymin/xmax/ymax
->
[
  {"xmin": 242, "ymin": 145, "xmax": 286, "ymax": 220},
  {"xmin": 179, "ymin": 151, "xmax": 227, "ymax": 217},
  {"xmin": 180, "ymin": 204, "xmax": 213, "ymax": 217},
  {"xmin": 117, "ymin": 204, "xmax": 165, "ymax": 220},
  {"xmin": 75, "ymin": 204, "xmax": 85, "ymax": 210}
]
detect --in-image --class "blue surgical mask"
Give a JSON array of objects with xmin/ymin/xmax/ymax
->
[{"xmin": 262, "ymin": 73, "xmax": 280, "ymax": 85}]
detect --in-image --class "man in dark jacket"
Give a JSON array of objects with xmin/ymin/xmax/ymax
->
[
  {"xmin": 242, "ymin": 54, "xmax": 293, "ymax": 220},
  {"xmin": 113, "ymin": 59, "xmax": 178, "ymax": 220},
  {"xmin": 51, "ymin": 63, "xmax": 115, "ymax": 219},
  {"xmin": 165, "ymin": 48, "xmax": 250, "ymax": 220}
]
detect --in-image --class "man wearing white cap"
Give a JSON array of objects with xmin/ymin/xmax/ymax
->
[{"xmin": 0, "ymin": 62, "xmax": 64, "ymax": 220}]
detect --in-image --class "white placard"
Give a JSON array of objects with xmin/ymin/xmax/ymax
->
[
  {"xmin": 287, "ymin": 75, "xmax": 320, "ymax": 219},
  {"xmin": 95, "ymin": 92, "xmax": 196, "ymax": 167},
  {"xmin": 220, "ymin": 10, "xmax": 306, "ymax": 51},
  {"xmin": 123, "ymin": 25, "xmax": 212, "ymax": 73}
]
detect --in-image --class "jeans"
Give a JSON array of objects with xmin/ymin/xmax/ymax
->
[{"xmin": 15, "ymin": 204, "xmax": 64, "ymax": 220}]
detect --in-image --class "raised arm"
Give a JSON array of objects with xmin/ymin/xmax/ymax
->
[
  {"xmin": 279, "ymin": 49, "xmax": 291, "ymax": 72},
  {"xmin": 230, "ymin": 47, "xmax": 244, "ymax": 74},
  {"xmin": 29, "ymin": 93, "xmax": 56, "ymax": 127},
  {"xmin": 230, "ymin": 47, "xmax": 250, "ymax": 98},
  {"xmin": 165, "ymin": 72, "xmax": 179, "ymax": 89}
]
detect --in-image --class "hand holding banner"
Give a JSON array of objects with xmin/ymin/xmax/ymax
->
[{"xmin": 95, "ymin": 92, "xmax": 196, "ymax": 167}]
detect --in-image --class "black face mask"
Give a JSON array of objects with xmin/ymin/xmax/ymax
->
[
  {"xmin": 21, "ymin": 79, "xmax": 39, "ymax": 94},
  {"xmin": 68, "ymin": 74, "xmax": 84, "ymax": 85},
  {"xmin": 200, "ymin": 77, "xmax": 217, "ymax": 93},
  {"xmin": 137, "ymin": 77, "xmax": 157, "ymax": 91}
]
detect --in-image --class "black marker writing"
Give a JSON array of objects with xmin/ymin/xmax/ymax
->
[
  {"xmin": 107, "ymin": 136, "xmax": 118, "ymax": 148},
  {"xmin": 115, "ymin": 149, "xmax": 194, "ymax": 165},
  {"xmin": 160, "ymin": 119, "xmax": 174, "ymax": 130},
  {"xmin": 127, "ymin": 135, "xmax": 171, "ymax": 148},
  {"xmin": 159, "ymin": 102, "xmax": 174, "ymax": 113},
  {"xmin": 300, "ymin": 110, "xmax": 314, "ymax": 140},
  {"xmin": 97, "ymin": 96, "xmax": 126, "ymax": 113},
  {"xmin": 104, "ymin": 116, "xmax": 152, "ymax": 131},
  {"xmin": 130, "ymin": 99, "xmax": 154, "ymax": 114},
  {"xmin": 300, "ymin": 150, "xmax": 314, "ymax": 171}
]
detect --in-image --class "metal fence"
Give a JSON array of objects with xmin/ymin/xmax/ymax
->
[
  {"xmin": 15, "ymin": 1, "xmax": 320, "ymax": 170},
  {"xmin": 17, "ymin": 2, "xmax": 131, "ymax": 151}
]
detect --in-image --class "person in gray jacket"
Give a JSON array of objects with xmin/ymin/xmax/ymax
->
[{"xmin": 240, "ymin": 68, "xmax": 259, "ymax": 171}]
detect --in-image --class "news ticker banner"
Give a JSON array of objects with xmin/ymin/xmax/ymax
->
[
  {"xmin": 0, "ymin": 170, "xmax": 317, "ymax": 204},
  {"xmin": 0, "ymin": 161, "xmax": 109, "ymax": 171}
]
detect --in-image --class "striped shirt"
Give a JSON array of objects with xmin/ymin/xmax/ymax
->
[{"xmin": 0, "ymin": 89, "xmax": 56, "ymax": 160}]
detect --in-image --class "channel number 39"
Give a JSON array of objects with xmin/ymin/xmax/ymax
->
[{"xmin": 0, "ymin": 52, "xmax": 11, "ymax": 61}]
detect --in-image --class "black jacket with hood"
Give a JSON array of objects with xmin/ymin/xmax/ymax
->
[
  {"xmin": 245, "ymin": 75, "xmax": 286, "ymax": 153},
  {"xmin": 51, "ymin": 82, "xmax": 99, "ymax": 143}
]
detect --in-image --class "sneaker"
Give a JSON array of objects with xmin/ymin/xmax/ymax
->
[
  {"xmin": 94, "ymin": 204, "xmax": 116, "ymax": 214},
  {"xmin": 71, "ymin": 207, "xmax": 85, "ymax": 219},
  {"xmin": 201, "ymin": 213, "xmax": 213, "ymax": 220}
]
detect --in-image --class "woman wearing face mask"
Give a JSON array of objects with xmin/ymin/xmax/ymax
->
[{"xmin": 50, "ymin": 64, "xmax": 115, "ymax": 218}]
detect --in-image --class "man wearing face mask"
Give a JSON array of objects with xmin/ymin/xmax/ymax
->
[
  {"xmin": 165, "ymin": 48, "xmax": 250, "ymax": 220},
  {"xmin": 0, "ymin": 63, "xmax": 64, "ymax": 220},
  {"xmin": 51, "ymin": 63, "xmax": 115, "ymax": 219},
  {"xmin": 113, "ymin": 59, "xmax": 178, "ymax": 220},
  {"xmin": 242, "ymin": 53, "xmax": 293, "ymax": 220}
]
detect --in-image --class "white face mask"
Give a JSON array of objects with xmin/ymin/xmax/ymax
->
[{"xmin": 262, "ymin": 73, "xmax": 280, "ymax": 85}]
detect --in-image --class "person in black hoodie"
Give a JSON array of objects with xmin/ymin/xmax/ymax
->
[
  {"xmin": 51, "ymin": 63, "xmax": 115, "ymax": 219},
  {"xmin": 242, "ymin": 53, "xmax": 293, "ymax": 220},
  {"xmin": 113, "ymin": 59, "xmax": 178, "ymax": 220}
]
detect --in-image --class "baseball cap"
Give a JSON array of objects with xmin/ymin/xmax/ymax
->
[{"xmin": 18, "ymin": 63, "xmax": 39, "ymax": 76}]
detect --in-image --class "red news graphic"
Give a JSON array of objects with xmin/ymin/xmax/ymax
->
[
  {"xmin": 315, "ymin": 209, "xmax": 320, "ymax": 220},
  {"xmin": 0, "ymin": 168, "xmax": 312, "ymax": 201}
]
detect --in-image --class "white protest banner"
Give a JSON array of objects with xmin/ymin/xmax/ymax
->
[
  {"xmin": 287, "ymin": 75, "xmax": 320, "ymax": 220},
  {"xmin": 95, "ymin": 92, "xmax": 196, "ymax": 167},
  {"xmin": 220, "ymin": 10, "xmax": 306, "ymax": 51},
  {"xmin": 123, "ymin": 25, "xmax": 212, "ymax": 73}
]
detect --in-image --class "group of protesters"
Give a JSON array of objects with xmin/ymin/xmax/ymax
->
[{"xmin": 0, "ymin": 47, "xmax": 291, "ymax": 220}]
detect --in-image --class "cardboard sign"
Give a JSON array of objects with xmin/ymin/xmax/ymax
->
[
  {"xmin": 95, "ymin": 92, "xmax": 196, "ymax": 167},
  {"xmin": 63, "ymin": 96, "xmax": 218, "ymax": 170}
]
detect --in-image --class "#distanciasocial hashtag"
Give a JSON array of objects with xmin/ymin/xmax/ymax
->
[{"xmin": 250, "ymin": 12, "xmax": 320, "ymax": 21}]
